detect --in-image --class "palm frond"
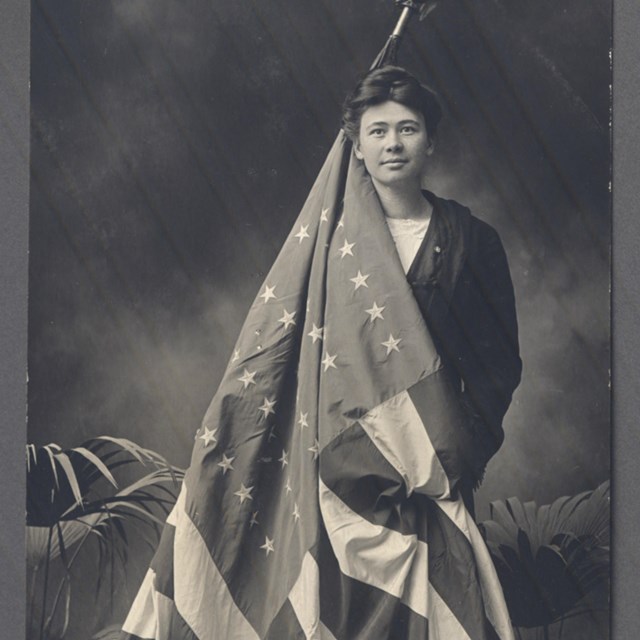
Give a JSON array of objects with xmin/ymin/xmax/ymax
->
[
  {"xmin": 68, "ymin": 447, "xmax": 118, "ymax": 490},
  {"xmin": 43, "ymin": 445, "xmax": 62, "ymax": 490},
  {"xmin": 52, "ymin": 450, "xmax": 86, "ymax": 509},
  {"xmin": 26, "ymin": 435, "xmax": 185, "ymax": 640},
  {"xmin": 561, "ymin": 481, "xmax": 610, "ymax": 546},
  {"xmin": 88, "ymin": 435, "xmax": 173, "ymax": 469},
  {"xmin": 481, "ymin": 481, "xmax": 610, "ymax": 630},
  {"xmin": 27, "ymin": 438, "xmax": 184, "ymax": 527}
]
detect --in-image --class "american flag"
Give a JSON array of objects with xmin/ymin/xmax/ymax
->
[{"xmin": 120, "ymin": 131, "xmax": 515, "ymax": 639}]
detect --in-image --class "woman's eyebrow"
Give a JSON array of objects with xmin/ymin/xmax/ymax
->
[
  {"xmin": 365, "ymin": 118, "xmax": 421, "ymax": 130},
  {"xmin": 365, "ymin": 121, "xmax": 389, "ymax": 129}
]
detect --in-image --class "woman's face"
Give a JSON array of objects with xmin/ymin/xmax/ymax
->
[{"xmin": 354, "ymin": 100, "xmax": 434, "ymax": 192}]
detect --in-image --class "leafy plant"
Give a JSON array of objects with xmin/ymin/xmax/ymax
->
[
  {"xmin": 480, "ymin": 481, "xmax": 610, "ymax": 639},
  {"xmin": 26, "ymin": 437, "xmax": 184, "ymax": 640}
]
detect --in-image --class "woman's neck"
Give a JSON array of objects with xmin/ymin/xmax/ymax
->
[{"xmin": 372, "ymin": 180, "xmax": 432, "ymax": 221}]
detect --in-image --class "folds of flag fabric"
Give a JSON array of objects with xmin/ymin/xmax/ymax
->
[{"xmin": 121, "ymin": 133, "xmax": 514, "ymax": 640}]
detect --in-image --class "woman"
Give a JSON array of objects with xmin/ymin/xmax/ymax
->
[
  {"xmin": 341, "ymin": 65, "xmax": 522, "ymax": 515},
  {"xmin": 122, "ymin": 65, "xmax": 521, "ymax": 640}
]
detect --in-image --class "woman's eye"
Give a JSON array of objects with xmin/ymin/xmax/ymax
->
[
  {"xmin": 401, "ymin": 126, "xmax": 417, "ymax": 134},
  {"xmin": 369, "ymin": 128, "xmax": 384, "ymax": 137}
]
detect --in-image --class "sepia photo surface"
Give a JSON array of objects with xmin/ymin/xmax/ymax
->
[{"xmin": 27, "ymin": 1, "xmax": 611, "ymax": 638}]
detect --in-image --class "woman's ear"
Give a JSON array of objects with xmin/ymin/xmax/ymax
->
[
  {"xmin": 425, "ymin": 135, "xmax": 436, "ymax": 156},
  {"xmin": 353, "ymin": 139, "xmax": 364, "ymax": 160}
]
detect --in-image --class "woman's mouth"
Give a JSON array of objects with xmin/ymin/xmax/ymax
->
[{"xmin": 382, "ymin": 159, "xmax": 408, "ymax": 166}]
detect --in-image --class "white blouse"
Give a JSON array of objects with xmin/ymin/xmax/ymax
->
[{"xmin": 385, "ymin": 216, "xmax": 431, "ymax": 274}]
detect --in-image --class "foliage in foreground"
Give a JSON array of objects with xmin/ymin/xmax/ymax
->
[
  {"xmin": 26, "ymin": 436, "xmax": 184, "ymax": 640},
  {"xmin": 480, "ymin": 481, "xmax": 609, "ymax": 639}
]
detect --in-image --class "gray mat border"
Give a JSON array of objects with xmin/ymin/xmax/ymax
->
[
  {"xmin": 1, "ymin": 0, "xmax": 637, "ymax": 637},
  {"xmin": 1, "ymin": 0, "xmax": 29, "ymax": 637},
  {"xmin": 611, "ymin": 0, "xmax": 640, "ymax": 637}
]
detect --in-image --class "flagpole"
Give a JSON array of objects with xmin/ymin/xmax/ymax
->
[
  {"xmin": 393, "ymin": 0, "xmax": 437, "ymax": 36},
  {"xmin": 374, "ymin": 0, "xmax": 437, "ymax": 68},
  {"xmin": 391, "ymin": 5, "xmax": 415, "ymax": 38}
]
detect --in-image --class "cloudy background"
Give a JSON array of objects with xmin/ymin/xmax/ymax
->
[{"xmin": 29, "ymin": 0, "xmax": 610, "ymax": 636}]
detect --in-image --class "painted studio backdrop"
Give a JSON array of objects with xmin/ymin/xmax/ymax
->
[{"xmin": 28, "ymin": 0, "xmax": 610, "ymax": 639}]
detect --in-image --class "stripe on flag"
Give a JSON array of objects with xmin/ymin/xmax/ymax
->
[
  {"xmin": 408, "ymin": 370, "xmax": 475, "ymax": 488},
  {"xmin": 149, "ymin": 522, "xmax": 175, "ymax": 599},
  {"xmin": 288, "ymin": 552, "xmax": 321, "ymax": 639},
  {"xmin": 173, "ymin": 485, "xmax": 260, "ymax": 640},
  {"xmin": 319, "ymin": 478, "xmax": 430, "ymax": 618},
  {"xmin": 436, "ymin": 499, "xmax": 514, "ymax": 639},
  {"xmin": 318, "ymin": 622, "xmax": 339, "ymax": 640},
  {"xmin": 320, "ymin": 422, "xmax": 426, "ymax": 538},
  {"xmin": 120, "ymin": 569, "xmax": 201, "ymax": 640},
  {"xmin": 428, "ymin": 585, "xmax": 473, "ymax": 640},
  {"xmin": 264, "ymin": 598, "xmax": 307, "ymax": 639},
  {"xmin": 318, "ymin": 521, "xmax": 429, "ymax": 640},
  {"xmin": 358, "ymin": 390, "xmax": 451, "ymax": 500},
  {"xmin": 121, "ymin": 569, "xmax": 159, "ymax": 640},
  {"xmin": 320, "ymin": 435, "xmax": 508, "ymax": 639},
  {"xmin": 425, "ymin": 498, "xmax": 498, "ymax": 639}
]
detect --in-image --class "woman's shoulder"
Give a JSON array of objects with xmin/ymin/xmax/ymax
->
[{"xmin": 425, "ymin": 191, "xmax": 503, "ymax": 245}]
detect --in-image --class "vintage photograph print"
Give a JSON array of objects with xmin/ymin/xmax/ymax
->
[{"xmin": 28, "ymin": 1, "xmax": 610, "ymax": 638}]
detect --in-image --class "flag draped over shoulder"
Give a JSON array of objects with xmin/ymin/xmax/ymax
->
[{"xmin": 120, "ymin": 129, "xmax": 515, "ymax": 639}]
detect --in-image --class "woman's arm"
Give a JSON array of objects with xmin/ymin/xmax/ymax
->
[{"xmin": 449, "ymin": 220, "xmax": 522, "ymax": 485}]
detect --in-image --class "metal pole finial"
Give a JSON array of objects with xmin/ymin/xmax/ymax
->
[
  {"xmin": 372, "ymin": 0, "xmax": 438, "ymax": 68},
  {"xmin": 390, "ymin": 0, "xmax": 438, "ymax": 38}
]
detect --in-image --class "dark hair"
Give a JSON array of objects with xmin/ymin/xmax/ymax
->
[{"xmin": 341, "ymin": 65, "xmax": 443, "ymax": 142}]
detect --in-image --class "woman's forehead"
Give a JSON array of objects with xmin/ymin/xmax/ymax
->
[{"xmin": 360, "ymin": 101, "xmax": 424, "ymax": 127}]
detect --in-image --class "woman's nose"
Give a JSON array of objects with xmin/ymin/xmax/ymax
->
[{"xmin": 385, "ymin": 133, "xmax": 403, "ymax": 151}]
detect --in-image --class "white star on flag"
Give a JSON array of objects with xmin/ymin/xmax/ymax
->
[
  {"xmin": 278, "ymin": 309, "xmax": 296, "ymax": 330},
  {"xmin": 322, "ymin": 352, "xmax": 337, "ymax": 371},
  {"xmin": 292, "ymin": 503, "xmax": 301, "ymax": 522},
  {"xmin": 294, "ymin": 224, "xmax": 310, "ymax": 243},
  {"xmin": 365, "ymin": 302, "xmax": 386, "ymax": 323},
  {"xmin": 278, "ymin": 449, "xmax": 289, "ymax": 468},
  {"xmin": 320, "ymin": 208, "xmax": 329, "ymax": 223},
  {"xmin": 231, "ymin": 349, "xmax": 241, "ymax": 362},
  {"xmin": 238, "ymin": 368, "xmax": 257, "ymax": 389},
  {"xmin": 234, "ymin": 483, "xmax": 254, "ymax": 504},
  {"xmin": 259, "ymin": 285, "xmax": 277, "ymax": 303},
  {"xmin": 308, "ymin": 439, "xmax": 320, "ymax": 461},
  {"xmin": 217, "ymin": 453, "xmax": 235, "ymax": 475},
  {"xmin": 307, "ymin": 324, "xmax": 324, "ymax": 343},
  {"xmin": 337, "ymin": 218, "xmax": 345, "ymax": 229},
  {"xmin": 249, "ymin": 511, "xmax": 259, "ymax": 528},
  {"xmin": 338, "ymin": 239, "xmax": 355, "ymax": 258},
  {"xmin": 268, "ymin": 425, "xmax": 277, "ymax": 442},
  {"xmin": 350, "ymin": 270, "xmax": 370, "ymax": 290},
  {"xmin": 258, "ymin": 397, "xmax": 277, "ymax": 418},
  {"xmin": 382, "ymin": 334, "xmax": 402, "ymax": 354},
  {"xmin": 199, "ymin": 426, "xmax": 218, "ymax": 447},
  {"xmin": 298, "ymin": 411, "xmax": 309, "ymax": 429},
  {"xmin": 285, "ymin": 477, "xmax": 293, "ymax": 494},
  {"xmin": 260, "ymin": 536, "xmax": 275, "ymax": 556}
]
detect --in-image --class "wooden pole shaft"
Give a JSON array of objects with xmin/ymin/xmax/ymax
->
[{"xmin": 391, "ymin": 6, "xmax": 415, "ymax": 38}]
